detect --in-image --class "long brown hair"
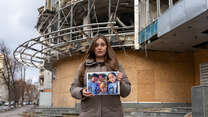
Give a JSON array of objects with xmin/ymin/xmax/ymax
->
[{"xmin": 78, "ymin": 34, "xmax": 119, "ymax": 84}]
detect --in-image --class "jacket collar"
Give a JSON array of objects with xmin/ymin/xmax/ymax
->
[{"xmin": 85, "ymin": 59, "xmax": 105, "ymax": 66}]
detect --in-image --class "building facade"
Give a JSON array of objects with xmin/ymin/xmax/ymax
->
[
  {"xmin": 14, "ymin": 0, "xmax": 208, "ymax": 113},
  {"xmin": 0, "ymin": 54, "xmax": 8, "ymax": 102}
]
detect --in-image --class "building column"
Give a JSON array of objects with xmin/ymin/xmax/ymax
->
[
  {"xmin": 39, "ymin": 70, "xmax": 52, "ymax": 107},
  {"xmin": 134, "ymin": 0, "xmax": 140, "ymax": 49}
]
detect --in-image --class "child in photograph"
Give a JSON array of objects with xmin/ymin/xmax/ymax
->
[
  {"xmin": 107, "ymin": 72, "xmax": 119, "ymax": 95},
  {"xmin": 88, "ymin": 73, "xmax": 99, "ymax": 95},
  {"xmin": 97, "ymin": 74, "xmax": 108, "ymax": 95}
]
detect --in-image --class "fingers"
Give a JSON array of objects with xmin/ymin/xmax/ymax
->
[{"xmin": 82, "ymin": 88, "xmax": 94, "ymax": 97}]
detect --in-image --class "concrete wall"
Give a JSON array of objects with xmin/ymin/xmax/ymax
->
[
  {"xmin": 39, "ymin": 92, "xmax": 52, "ymax": 107},
  {"xmin": 39, "ymin": 70, "xmax": 52, "ymax": 107},
  {"xmin": 43, "ymin": 70, "xmax": 52, "ymax": 89},
  {"xmin": 52, "ymin": 50, "xmax": 198, "ymax": 108}
]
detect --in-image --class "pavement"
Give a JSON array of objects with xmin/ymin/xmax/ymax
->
[
  {"xmin": 0, "ymin": 106, "xmax": 10, "ymax": 112},
  {"xmin": 0, "ymin": 105, "xmax": 34, "ymax": 117}
]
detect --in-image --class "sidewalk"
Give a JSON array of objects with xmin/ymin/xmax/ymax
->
[{"xmin": 0, "ymin": 105, "xmax": 34, "ymax": 117}]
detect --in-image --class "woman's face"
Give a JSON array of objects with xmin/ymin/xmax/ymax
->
[{"xmin": 94, "ymin": 38, "xmax": 107, "ymax": 58}]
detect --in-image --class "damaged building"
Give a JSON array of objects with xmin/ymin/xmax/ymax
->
[{"xmin": 14, "ymin": 0, "xmax": 208, "ymax": 116}]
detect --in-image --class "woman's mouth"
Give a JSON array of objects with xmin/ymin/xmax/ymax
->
[{"xmin": 97, "ymin": 51, "xmax": 103, "ymax": 54}]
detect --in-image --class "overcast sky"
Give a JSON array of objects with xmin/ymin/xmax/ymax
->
[{"xmin": 0, "ymin": 0, "xmax": 44, "ymax": 83}]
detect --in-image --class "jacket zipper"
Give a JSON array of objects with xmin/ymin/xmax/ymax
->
[{"xmin": 99, "ymin": 64, "xmax": 102, "ymax": 117}]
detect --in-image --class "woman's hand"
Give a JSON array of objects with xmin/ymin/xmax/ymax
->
[
  {"xmin": 117, "ymin": 71, "xmax": 123, "ymax": 81},
  {"xmin": 82, "ymin": 88, "xmax": 94, "ymax": 97}
]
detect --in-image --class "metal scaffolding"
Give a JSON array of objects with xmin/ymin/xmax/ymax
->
[{"xmin": 14, "ymin": 0, "xmax": 134, "ymax": 69}]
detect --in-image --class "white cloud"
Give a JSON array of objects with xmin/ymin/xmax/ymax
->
[
  {"xmin": 0, "ymin": 0, "xmax": 44, "ymax": 48},
  {"xmin": 0, "ymin": 0, "xmax": 44, "ymax": 83}
]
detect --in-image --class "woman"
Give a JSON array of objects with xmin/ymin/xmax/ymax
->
[{"xmin": 70, "ymin": 34, "xmax": 131, "ymax": 117}]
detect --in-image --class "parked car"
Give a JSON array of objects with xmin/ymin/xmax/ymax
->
[
  {"xmin": 29, "ymin": 101, "xmax": 32, "ymax": 105},
  {"xmin": 4, "ymin": 102, "xmax": 9, "ymax": 106},
  {"xmin": 23, "ymin": 102, "xmax": 27, "ymax": 105},
  {"xmin": 23, "ymin": 101, "xmax": 32, "ymax": 105},
  {"xmin": 0, "ymin": 101, "xmax": 3, "ymax": 106},
  {"xmin": 4, "ymin": 101, "xmax": 14, "ymax": 106},
  {"xmin": 0, "ymin": 98, "xmax": 3, "ymax": 106},
  {"xmin": 9, "ymin": 105, "xmax": 14, "ymax": 109}
]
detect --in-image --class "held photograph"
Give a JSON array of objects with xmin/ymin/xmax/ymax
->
[{"xmin": 87, "ymin": 72, "xmax": 120, "ymax": 95}]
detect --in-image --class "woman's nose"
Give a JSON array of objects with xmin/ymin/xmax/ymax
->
[{"xmin": 98, "ymin": 45, "xmax": 102, "ymax": 49}]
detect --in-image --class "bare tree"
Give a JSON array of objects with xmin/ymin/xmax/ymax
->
[
  {"xmin": 0, "ymin": 41, "xmax": 22, "ymax": 107},
  {"xmin": 19, "ymin": 80, "xmax": 39, "ymax": 105},
  {"xmin": 14, "ymin": 80, "xmax": 26, "ymax": 106}
]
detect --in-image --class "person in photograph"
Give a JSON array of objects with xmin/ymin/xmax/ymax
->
[
  {"xmin": 107, "ymin": 72, "xmax": 119, "ymax": 95},
  {"xmin": 97, "ymin": 74, "xmax": 108, "ymax": 95},
  {"xmin": 70, "ymin": 34, "xmax": 131, "ymax": 117},
  {"xmin": 88, "ymin": 73, "xmax": 99, "ymax": 95},
  {"xmin": 98, "ymin": 81, "xmax": 108, "ymax": 95}
]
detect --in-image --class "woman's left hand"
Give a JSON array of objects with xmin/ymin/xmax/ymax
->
[{"xmin": 117, "ymin": 71, "xmax": 123, "ymax": 81}]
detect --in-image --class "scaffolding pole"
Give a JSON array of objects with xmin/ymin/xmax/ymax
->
[
  {"xmin": 169, "ymin": 0, "xmax": 173, "ymax": 8},
  {"xmin": 157, "ymin": 0, "xmax": 161, "ymax": 17},
  {"xmin": 146, "ymin": 0, "xmax": 150, "ymax": 25},
  {"xmin": 109, "ymin": 0, "xmax": 112, "ymax": 40},
  {"xmin": 70, "ymin": 0, "xmax": 73, "ymax": 40},
  {"xmin": 88, "ymin": 0, "xmax": 91, "ymax": 38},
  {"xmin": 57, "ymin": 0, "xmax": 62, "ymax": 60}
]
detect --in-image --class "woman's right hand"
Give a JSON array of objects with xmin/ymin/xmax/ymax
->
[{"xmin": 82, "ymin": 88, "xmax": 94, "ymax": 97}]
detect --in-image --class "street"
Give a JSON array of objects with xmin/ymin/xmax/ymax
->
[
  {"xmin": 0, "ymin": 106, "xmax": 9, "ymax": 111},
  {"xmin": 0, "ymin": 105, "xmax": 34, "ymax": 117}
]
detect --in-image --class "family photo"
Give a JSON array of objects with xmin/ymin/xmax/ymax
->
[{"xmin": 87, "ymin": 72, "xmax": 120, "ymax": 95}]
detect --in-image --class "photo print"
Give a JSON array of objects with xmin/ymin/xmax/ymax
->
[{"xmin": 87, "ymin": 71, "xmax": 120, "ymax": 95}]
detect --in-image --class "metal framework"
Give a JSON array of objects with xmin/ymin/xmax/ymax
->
[
  {"xmin": 14, "ymin": 0, "xmax": 135, "ymax": 69},
  {"xmin": 14, "ymin": 0, "xmax": 177, "ymax": 69}
]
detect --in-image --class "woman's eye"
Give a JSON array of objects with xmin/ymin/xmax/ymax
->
[
  {"xmin": 101, "ymin": 43, "xmax": 106, "ymax": 47},
  {"xmin": 95, "ymin": 43, "xmax": 106, "ymax": 47}
]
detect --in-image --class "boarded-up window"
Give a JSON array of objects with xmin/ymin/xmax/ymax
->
[{"xmin": 200, "ymin": 63, "xmax": 208, "ymax": 86}]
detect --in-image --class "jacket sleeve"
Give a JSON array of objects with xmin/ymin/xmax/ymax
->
[
  {"xmin": 70, "ymin": 63, "xmax": 85, "ymax": 100},
  {"xmin": 119, "ymin": 63, "xmax": 131, "ymax": 98}
]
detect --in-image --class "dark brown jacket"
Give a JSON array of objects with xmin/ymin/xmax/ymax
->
[{"xmin": 70, "ymin": 59, "xmax": 131, "ymax": 117}]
